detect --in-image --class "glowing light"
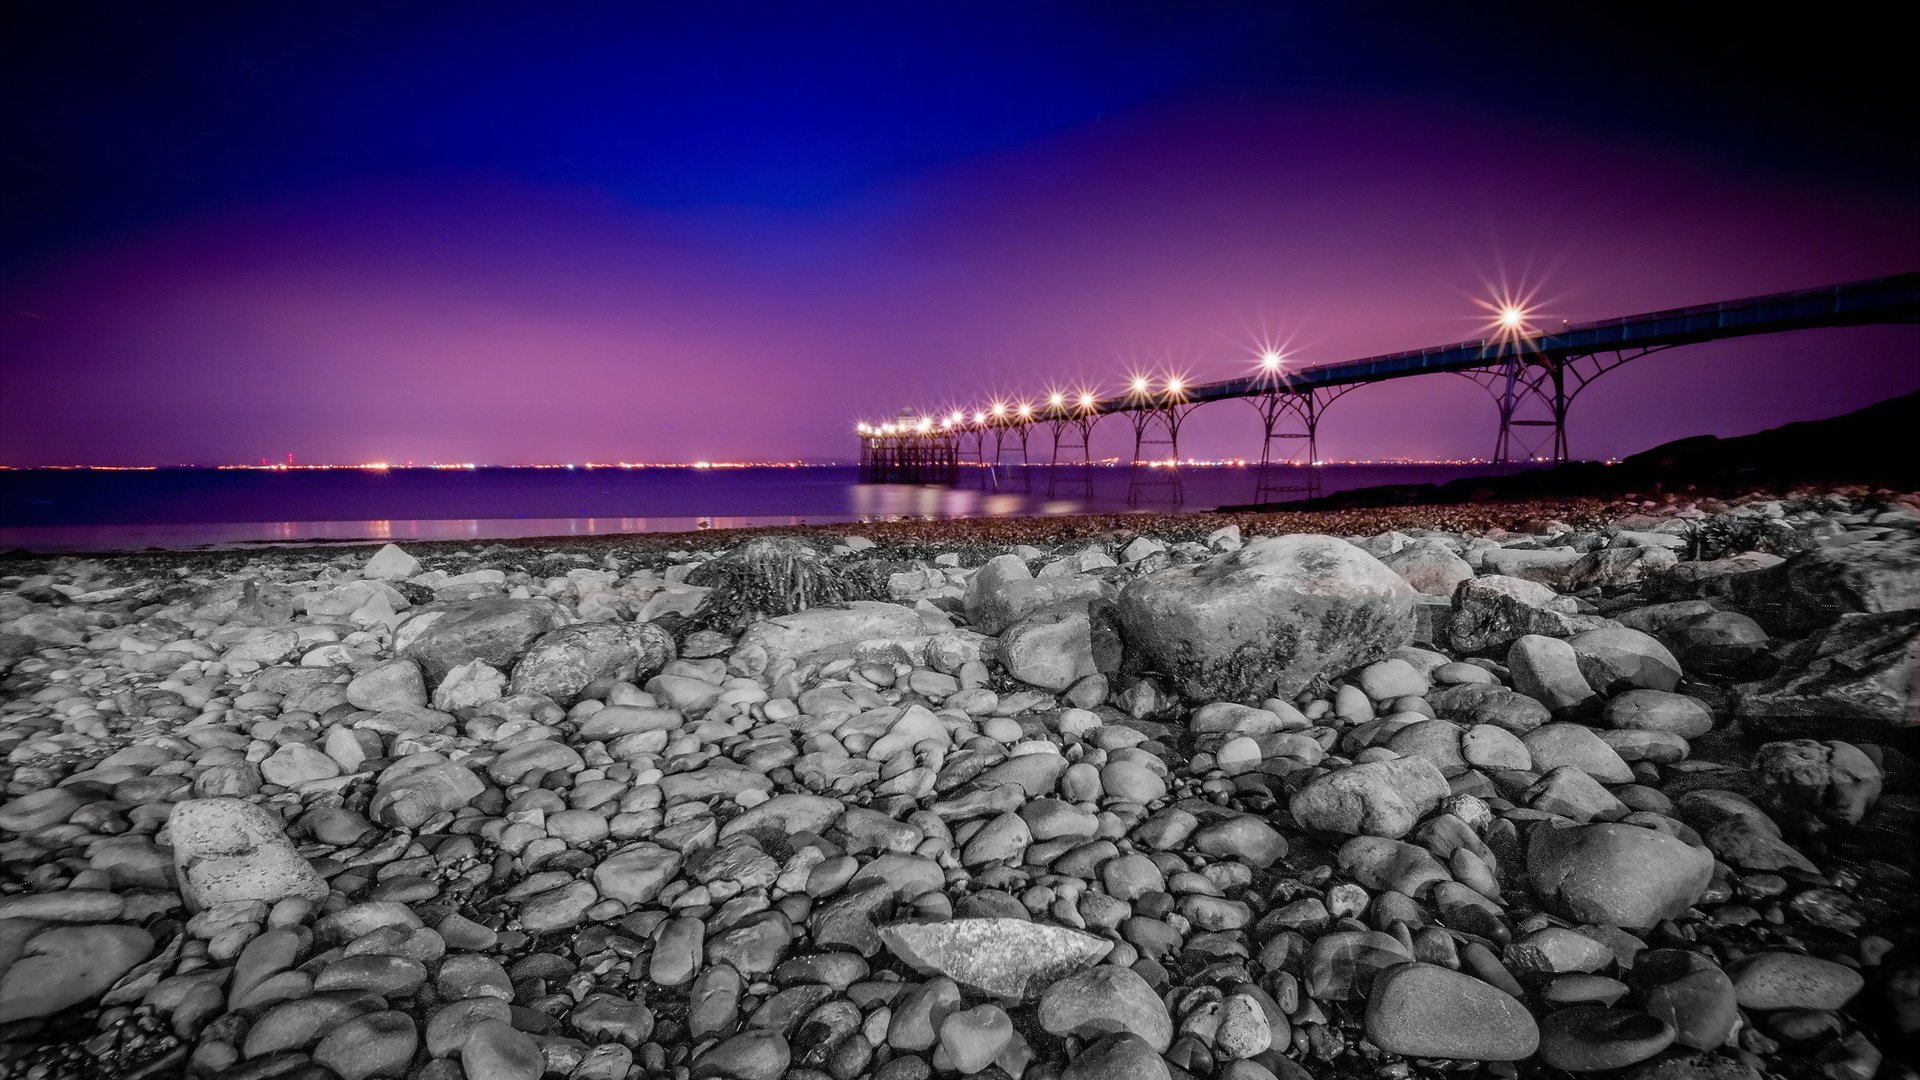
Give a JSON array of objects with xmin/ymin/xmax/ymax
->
[
  {"xmin": 991, "ymin": 402, "xmax": 1006, "ymax": 417},
  {"xmin": 1017, "ymin": 403, "xmax": 1033, "ymax": 418},
  {"xmin": 947, "ymin": 410, "xmax": 963, "ymax": 425},
  {"xmin": 1049, "ymin": 391, "xmax": 1065, "ymax": 408},
  {"xmin": 1165, "ymin": 376, "xmax": 1184, "ymax": 394},
  {"xmin": 972, "ymin": 410, "xmax": 985, "ymax": 424},
  {"xmin": 1260, "ymin": 351, "xmax": 1283, "ymax": 371},
  {"xmin": 1500, "ymin": 306, "xmax": 1525, "ymax": 329},
  {"xmin": 917, "ymin": 417, "xmax": 932, "ymax": 433},
  {"xmin": 1077, "ymin": 391, "xmax": 1096, "ymax": 409},
  {"xmin": 1131, "ymin": 375, "xmax": 1150, "ymax": 393}
]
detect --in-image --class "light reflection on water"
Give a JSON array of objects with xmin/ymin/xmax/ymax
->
[{"xmin": 0, "ymin": 463, "xmax": 1495, "ymax": 552}]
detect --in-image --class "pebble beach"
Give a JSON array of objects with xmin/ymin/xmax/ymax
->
[{"xmin": 1, "ymin": 487, "xmax": 1915, "ymax": 1080}]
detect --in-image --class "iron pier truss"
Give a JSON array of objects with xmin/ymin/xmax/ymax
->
[{"xmin": 856, "ymin": 271, "xmax": 1920, "ymax": 502}]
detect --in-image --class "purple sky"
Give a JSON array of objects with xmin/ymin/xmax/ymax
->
[{"xmin": 3, "ymin": 13, "xmax": 1916, "ymax": 467}]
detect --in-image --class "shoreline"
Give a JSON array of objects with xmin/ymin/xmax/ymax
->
[{"xmin": 2, "ymin": 482, "xmax": 1915, "ymax": 1078}]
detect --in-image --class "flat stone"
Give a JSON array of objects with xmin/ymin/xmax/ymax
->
[
  {"xmin": 369, "ymin": 757, "xmax": 487, "ymax": 829},
  {"xmin": 1726, "ymin": 951, "xmax": 1865, "ymax": 1011},
  {"xmin": 168, "ymin": 798, "xmax": 327, "ymax": 910},
  {"xmin": 878, "ymin": 918, "xmax": 1112, "ymax": 1002}
]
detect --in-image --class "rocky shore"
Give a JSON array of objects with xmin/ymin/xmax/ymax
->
[{"xmin": 1, "ymin": 488, "xmax": 1915, "ymax": 1080}]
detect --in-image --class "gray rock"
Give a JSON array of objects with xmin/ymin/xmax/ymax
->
[
  {"xmin": 1288, "ymin": 756, "xmax": 1449, "ymax": 838},
  {"xmin": 1483, "ymin": 547, "xmax": 1582, "ymax": 585},
  {"xmin": 733, "ymin": 601, "xmax": 924, "ymax": 666},
  {"xmin": 1523, "ymin": 723, "xmax": 1635, "ymax": 784},
  {"xmin": 508, "ymin": 622, "xmax": 674, "ymax": 705},
  {"xmin": 1539, "ymin": 1005, "xmax": 1677, "ymax": 1072},
  {"xmin": 1366, "ymin": 962, "xmax": 1540, "ymax": 1061},
  {"xmin": 396, "ymin": 597, "xmax": 570, "ymax": 684},
  {"xmin": 965, "ymin": 555, "xmax": 1115, "ymax": 635},
  {"xmin": 347, "ymin": 658, "xmax": 430, "ymax": 711},
  {"xmin": 1569, "ymin": 626, "xmax": 1682, "ymax": 694},
  {"xmin": 1038, "ymin": 965, "xmax": 1173, "ymax": 1052},
  {"xmin": 1724, "ymin": 536, "xmax": 1920, "ymax": 635},
  {"xmin": 1449, "ymin": 575, "xmax": 1595, "ymax": 654},
  {"xmin": 1062, "ymin": 1033, "xmax": 1171, "ymax": 1080},
  {"xmin": 168, "ymin": 798, "xmax": 328, "ymax": 910},
  {"xmin": 1381, "ymin": 539, "xmax": 1475, "ymax": 596},
  {"xmin": 1528, "ymin": 822, "xmax": 1713, "ymax": 929},
  {"xmin": 363, "ymin": 543, "xmax": 421, "ymax": 580},
  {"xmin": 1509, "ymin": 635, "xmax": 1599, "ymax": 716},
  {"xmin": 0, "ymin": 924, "xmax": 154, "ymax": 1023},
  {"xmin": 1726, "ymin": 951, "xmax": 1865, "ymax": 1010},
  {"xmin": 1562, "ymin": 546, "xmax": 1679, "ymax": 592},
  {"xmin": 369, "ymin": 756, "xmax": 487, "ymax": 829},
  {"xmin": 1118, "ymin": 535, "xmax": 1415, "ymax": 701},
  {"xmin": 1604, "ymin": 690, "xmax": 1715, "ymax": 738},
  {"xmin": 1659, "ymin": 610, "xmax": 1771, "ymax": 679},
  {"xmin": 878, "ymin": 918, "xmax": 1113, "ymax": 1001},
  {"xmin": 1000, "ymin": 607, "xmax": 1099, "ymax": 691},
  {"xmin": 1752, "ymin": 739, "xmax": 1883, "ymax": 835},
  {"xmin": 1736, "ymin": 610, "xmax": 1919, "ymax": 740}
]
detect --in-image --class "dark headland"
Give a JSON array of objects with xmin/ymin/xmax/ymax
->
[{"xmin": 1222, "ymin": 390, "xmax": 1920, "ymax": 514}]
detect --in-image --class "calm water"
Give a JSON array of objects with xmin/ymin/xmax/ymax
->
[{"xmin": 0, "ymin": 464, "xmax": 1492, "ymax": 552}]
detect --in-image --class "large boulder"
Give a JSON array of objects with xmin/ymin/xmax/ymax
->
[
  {"xmin": 395, "ymin": 598, "xmax": 570, "ymax": 685},
  {"xmin": 508, "ymin": 622, "xmax": 675, "ymax": 705},
  {"xmin": 1723, "ymin": 537, "xmax": 1920, "ymax": 635},
  {"xmin": 369, "ymin": 756, "xmax": 488, "ymax": 829},
  {"xmin": 1528, "ymin": 822, "xmax": 1713, "ymax": 929},
  {"xmin": 1735, "ymin": 610, "xmax": 1918, "ymax": 740},
  {"xmin": 1118, "ymin": 535, "xmax": 1415, "ymax": 701}
]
